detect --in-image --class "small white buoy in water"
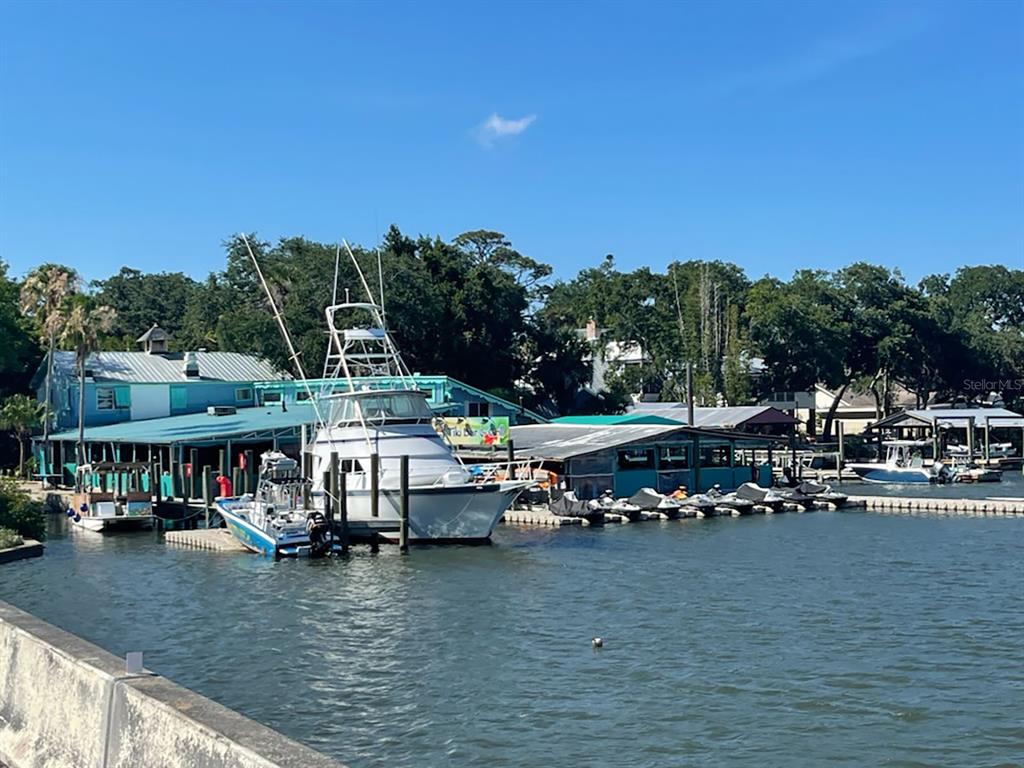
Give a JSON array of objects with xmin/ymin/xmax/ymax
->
[{"xmin": 592, "ymin": 637, "xmax": 603, "ymax": 649}]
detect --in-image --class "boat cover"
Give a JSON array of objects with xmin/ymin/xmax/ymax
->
[
  {"xmin": 628, "ymin": 488, "xmax": 672, "ymax": 510},
  {"xmin": 735, "ymin": 483, "xmax": 770, "ymax": 502},
  {"xmin": 550, "ymin": 492, "xmax": 591, "ymax": 518}
]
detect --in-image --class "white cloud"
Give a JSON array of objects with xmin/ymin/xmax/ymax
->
[{"xmin": 476, "ymin": 113, "xmax": 536, "ymax": 146}]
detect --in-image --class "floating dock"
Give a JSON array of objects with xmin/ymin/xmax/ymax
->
[
  {"xmin": 163, "ymin": 528, "xmax": 249, "ymax": 552},
  {"xmin": 851, "ymin": 495, "xmax": 1024, "ymax": 516},
  {"xmin": 502, "ymin": 508, "xmax": 586, "ymax": 526}
]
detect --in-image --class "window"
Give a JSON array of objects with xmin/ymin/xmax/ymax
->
[
  {"xmin": 170, "ymin": 385, "xmax": 188, "ymax": 411},
  {"xmin": 341, "ymin": 459, "xmax": 364, "ymax": 473},
  {"xmin": 328, "ymin": 392, "xmax": 434, "ymax": 424},
  {"xmin": 263, "ymin": 391, "xmax": 282, "ymax": 403},
  {"xmin": 97, "ymin": 388, "xmax": 114, "ymax": 410},
  {"xmin": 296, "ymin": 391, "xmax": 311, "ymax": 401},
  {"xmin": 659, "ymin": 445, "xmax": 689, "ymax": 469},
  {"xmin": 700, "ymin": 445, "xmax": 732, "ymax": 468},
  {"xmin": 617, "ymin": 448, "xmax": 654, "ymax": 470},
  {"xmin": 235, "ymin": 387, "xmax": 253, "ymax": 403},
  {"xmin": 97, "ymin": 387, "xmax": 130, "ymax": 411},
  {"xmin": 468, "ymin": 402, "xmax": 490, "ymax": 418}
]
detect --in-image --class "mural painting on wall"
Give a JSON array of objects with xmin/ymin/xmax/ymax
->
[{"xmin": 433, "ymin": 417, "xmax": 510, "ymax": 447}]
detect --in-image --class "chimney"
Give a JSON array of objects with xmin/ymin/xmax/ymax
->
[
  {"xmin": 183, "ymin": 351, "xmax": 200, "ymax": 378},
  {"xmin": 585, "ymin": 318, "xmax": 598, "ymax": 341}
]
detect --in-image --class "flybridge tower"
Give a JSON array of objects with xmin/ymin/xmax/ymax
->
[{"xmin": 321, "ymin": 302, "xmax": 414, "ymax": 389}]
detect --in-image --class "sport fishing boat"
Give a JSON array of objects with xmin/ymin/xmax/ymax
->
[
  {"xmin": 300, "ymin": 298, "xmax": 534, "ymax": 542},
  {"xmin": 846, "ymin": 441, "xmax": 951, "ymax": 484},
  {"xmin": 227, "ymin": 240, "xmax": 535, "ymax": 547},
  {"xmin": 69, "ymin": 462, "xmax": 154, "ymax": 532}
]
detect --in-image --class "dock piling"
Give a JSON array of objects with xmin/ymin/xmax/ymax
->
[
  {"xmin": 400, "ymin": 454, "xmax": 410, "ymax": 554},
  {"xmin": 202, "ymin": 465, "xmax": 212, "ymax": 528},
  {"xmin": 339, "ymin": 470, "xmax": 349, "ymax": 555},
  {"xmin": 370, "ymin": 453, "xmax": 380, "ymax": 518},
  {"xmin": 328, "ymin": 452, "xmax": 339, "ymax": 541}
]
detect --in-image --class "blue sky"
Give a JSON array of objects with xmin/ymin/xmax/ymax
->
[{"xmin": 1, "ymin": 0, "xmax": 1021, "ymax": 285}]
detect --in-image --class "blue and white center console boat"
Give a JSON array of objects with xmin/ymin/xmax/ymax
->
[
  {"xmin": 217, "ymin": 452, "xmax": 335, "ymax": 557},
  {"xmin": 847, "ymin": 441, "xmax": 951, "ymax": 484}
]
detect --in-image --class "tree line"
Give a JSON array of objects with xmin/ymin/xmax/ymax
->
[{"xmin": 1, "ymin": 226, "xmax": 1022, "ymax": 471}]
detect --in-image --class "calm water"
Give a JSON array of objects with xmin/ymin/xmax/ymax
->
[{"xmin": 2, "ymin": 492, "xmax": 1023, "ymax": 767}]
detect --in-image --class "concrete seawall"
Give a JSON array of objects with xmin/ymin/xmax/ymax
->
[{"xmin": 0, "ymin": 600, "xmax": 346, "ymax": 768}]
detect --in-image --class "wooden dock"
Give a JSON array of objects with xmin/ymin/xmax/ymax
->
[
  {"xmin": 164, "ymin": 529, "xmax": 249, "ymax": 552},
  {"xmin": 850, "ymin": 495, "xmax": 1024, "ymax": 516}
]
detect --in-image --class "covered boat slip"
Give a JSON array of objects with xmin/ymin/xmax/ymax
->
[
  {"xmin": 865, "ymin": 408, "xmax": 1024, "ymax": 464},
  {"xmin": 38, "ymin": 403, "xmax": 318, "ymax": 501},
  {"xmin": 495, "ymin": 423, "xmax": 785, "ymax": 499}
]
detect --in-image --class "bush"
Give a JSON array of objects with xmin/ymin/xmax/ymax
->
[
  {"xmin": 0, "ymin": 527, "xmax": 23, "ymax": 549},
  {"xmin": 0, "ymin": 478, "xmax": 45, "ymax": 541}
]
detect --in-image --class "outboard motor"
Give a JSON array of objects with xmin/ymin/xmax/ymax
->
[{"xmin": 305, "ymin": 511, "xmax": 331, "ymax": 557}]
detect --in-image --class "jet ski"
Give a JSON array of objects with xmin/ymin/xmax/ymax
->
[
  {"xmin": 795, "ymin": 481, "xmax": 848, "ymax": 506},
  {"xmin": 589, "ymin": 490, "xmax": 643, "ymax": 521},
  {"xmin": 706, "ymin": 485, "xmax": 756, "ymax": 515},
  {"xmin": 734, "ymin": 482, "xmax": 786, "ymax": 513},
  {"xmin": 550, "ymin": 491, "xmax": 605, "ymax": 525},
  {"xmin": 671, "ymin": 490, "xmax": 719, "ymax": 517},
  {"xmin": 772, "ymin": 483, "xmax": 816, "ymax": 509},
  {"xmin": 627, "ymin": 488, "xmax": 691, "ymax": 519}
]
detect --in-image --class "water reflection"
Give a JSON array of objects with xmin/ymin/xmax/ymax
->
[{"xmin": 1, "ymin": 506, "xmax": 1022, "ymax": 767}]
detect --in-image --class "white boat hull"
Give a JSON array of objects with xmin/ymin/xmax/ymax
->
[
  {"xmin": 846, "ymin": 464, "xmax": 938, "ymax": 484},
  {"xmin": 71, "ymin": 515, "xmax": 154, "ymax": 532},
  {"xmin": 336, "ymin": 482, "xmax": 528, "ymax": 542}
]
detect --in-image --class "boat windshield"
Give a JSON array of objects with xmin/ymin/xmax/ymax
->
[{"xmin": 328, "ymin": 391, "xmax": 434, "ymax": 425}]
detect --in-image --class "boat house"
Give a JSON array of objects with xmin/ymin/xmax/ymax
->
[
  {"xmin": 506, "ymin": 419, "xmax": 784, "ymax": 499},
  {"xmin": 865, "ymin": 407, "xmax": 1024, "ymax": 463},
  {"xmin": 32, "ymin": 324, "xmax": 284, "ymax": 431}
]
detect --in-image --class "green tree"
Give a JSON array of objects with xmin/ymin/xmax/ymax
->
[
  {"xmin": 0, "ymin": 262, "xmax": 40, "ymax": 399},
  {"xmin": 746, "ymin": 271, "xmax": 850, "ymax": 437},
  {"xmin": 58, "ymin": 299, "xmax": 117, "ymax": 467},
  {"xmin": 93, "ymin": 267, "xmax": 200, "ymax": 345},
  {"xmin": 19, "ymin": 264, "xmax": 79, "ymax": 449},
  {"xmin": 0, "ymin": 395, "xmax": 43, "ymax": 479},
  {"xmin": 0, "ymin": 478, "xmax": 45, "ymax": 540}
]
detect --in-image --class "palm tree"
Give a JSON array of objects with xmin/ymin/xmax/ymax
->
[
  {"xmin": 19, "ymin": 265, "xmax": 80, "ymax": 477},
  {"xmin": 58, "ymin": 300, "xmax": 116, "ymax": 469},
  {"xmin": 0, "ymin": 395, "xmax": 43, "ymax": 479}
]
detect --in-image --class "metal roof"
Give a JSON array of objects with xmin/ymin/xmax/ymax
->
[
  {"xmin": 868, "ymin": 408, "xmax": 1024, "ymax": 430},
  {"xmin": 50, "ymin": 351, "xmax": 285, "ymax": 384},
  {"xmin": 552, "ymin": 414, "xmax": 682, "ymax": 426},
  {"xmin": 630, "ymin": 404, "xmax": 797, "ymax": 428},
  {"xmin": 48, "ymin": 403, "xmax": 316, "ymax": 445},
  {"xmin": 509, "ymin": 423, "xmax": 779, "ymax": 461}
]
